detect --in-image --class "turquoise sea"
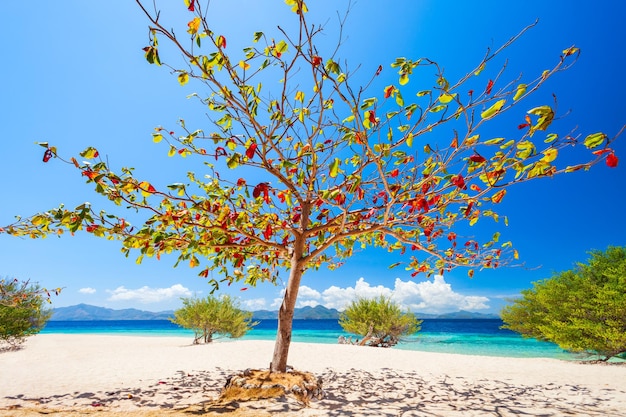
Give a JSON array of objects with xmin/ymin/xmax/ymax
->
[{"xmin": 42, "ymin": 319, "xmax": 577, "ymax": 360}]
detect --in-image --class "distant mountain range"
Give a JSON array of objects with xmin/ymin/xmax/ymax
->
[{"xmin": 51, "ymin": 304, "xmax": 499, "ymax": 321}]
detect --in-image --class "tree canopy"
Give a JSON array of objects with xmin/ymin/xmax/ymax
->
[
  {"xmin": 171, "ymin": 295, "xmax": 256, "ymax": 344},
  {"xmin": 339, "ymin": 296, "xmax": 421, "ymax": 347},
  {"xmin": 0, "ymin": 278, "xmax": 52, "ymax": 350},
  {"xmin": 1, "ymin": 0, "xmax": 620, "ymax": 371},
  {"xmin": 501, "ymin": 246, "xmax": 626, "ymax": 361}
]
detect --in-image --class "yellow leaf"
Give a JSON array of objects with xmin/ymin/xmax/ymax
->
[
  {"xmin": 177, "ymin": 72, "xmax": 189, "ymax": 86},
  {"xmin": 513, "ymin": 84, "xmax": 526, "ymax": 101},
  {"xmin": 513, "ymin": 249, "xmax": 519, "ymax": 260},
  {"xmin": 152, "ymin": 133, "xmax": 163, "ymax": 143},
  {"xmin": 439, "ymin": 93, "xmax": 456, "ymax": 104},
  {"xmin": 541, "ymin": 148, "xmax": 558, "ymax": 163},
  {"xmin": 480, "ymin": 99, "xmax": 506, "ymax": 120},
  {"xmin": 239, "ymin": 60, "xmax": 250, "ymax": 70},
  {"xmin": 295, "ymin": 91, "xmax": 305, "ymax": 102},
  {"xmin": 399, "ymin": 72, "xmax": 409, "ymax": 86},
  {"xmin": 474, "ymin": 63, "xmax": 485, "ymax": 76},
  {"xmin": 187, "ymin": 17, "xmax": 201, "ymax": 35},
  {"xmin": 465, "ymin": 134, "xmax": 480, "ymax": 146}
]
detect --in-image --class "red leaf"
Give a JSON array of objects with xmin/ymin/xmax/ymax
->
[
  {"xmin": 375, "ymin": 65, "xmax": 383, "ymax": 76},
  {"xmin": 606, "ymin": 152, "xmax": 619, "ymax": 168},
  {"xmin": 368, "ymin": 110, "xmax": 377, "ymax": 126},
  {"xmin": 187, "ymin": 0, "xmax": 195, "ymax": 11},
  {"xmin": 450, "ymin": 174, "xmax": 466, "ymax": 189},
  {"xmin": 468, "ymin": 89, "xmax": 474, "ymax": 97},
  {"xmin": 246, "ymin": 142, "xmax": 257, "ymax": 159},
  {"xmin": 82, "ymin": 170, "xmax": 97, "ymax": 180},
  {"xmin": 390, "ymin": 168, "xmax": 399, "ymax": 178},
  {"xmin": 518, "ymin": 123, "xmax": 530, "ymax": 130},
  {"xmin": 215, "ymin": 147, "xmax": 227, "ymax": 160},
  {"xmin": 464, "ymin": 202, "xmax": 474, "ymax": 217},
  {"xmin": 469, "ymin": 154, "xmax": 486, "ymax": 164},
  {"xmin": 485, "ymin": 79, "xmax": 494, "ymax": 95},
  {"xmin": 312, "ymin": 55, "xmax": 322, "ymax": 66},
  {"xmin": 263, "ymin": 224, "xmax": 273, "ymax": 240},
  {"xmin": 43, "ymin": 149, "xmax": 53, "ymax": 163},
  {"xmin": 384, "ymin": 85, "xmax": 394, "ymax": 99}
]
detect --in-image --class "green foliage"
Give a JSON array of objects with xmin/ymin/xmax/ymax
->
[
  {"xmin": 170, "ymin": 295, "xmax": 257, "ymax": 344},
  {"xmin": 501, "ymin": 246, "xmax": 626, "ymax": 361},
  {"xmin": 339, "ymin": 296, "xmax": 421, "ymax": 347},
  {"xmin": 0, "ymin": 278, "xmax": 52, "ymax": 350}
]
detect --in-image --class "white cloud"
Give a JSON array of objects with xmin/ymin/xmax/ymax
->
[
  {"xmin": 106, "ymin": 284, "xmax": 192, "ymax": 304},
  {"xmin": 292, "ymin": 276, "xmax": 489, "ymax": 314},
  {"xmin": 241, "ymin": 298, "xmax": 267, "ymax": 311},
  {"xmin": 78, "ymin": 287, "xmax": 96, "ymax": 294}
]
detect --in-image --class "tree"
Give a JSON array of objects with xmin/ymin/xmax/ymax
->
[
  {"xmin": 339, "ymin": 296, "xmax": 421, "ymax": 347},
  {"xmin": 171, "ymin": 295, "xmax": 257, "ymax": 344},
  {"xmin": 0, "ymin": 278, "xmax": 52, "ymax": 349},
  {"xmin": 1, "ymin": 0, "xmax": 621, "ymax": 372},
  {"xmin": 501, "ymin": 246, "xmax": 626, "ymax": 361}
]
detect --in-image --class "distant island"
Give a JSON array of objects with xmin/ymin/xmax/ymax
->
[{"xmin": 50, "ymin": 304, "xmax": 500, "ymax": 321}]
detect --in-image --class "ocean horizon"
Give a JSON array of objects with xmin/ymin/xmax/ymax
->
[{"xmin": 42, "ymin": 318, "xmax": 577, "ymax": 360}]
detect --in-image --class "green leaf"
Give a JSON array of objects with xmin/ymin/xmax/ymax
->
[
  {"xmin": 416, "ymin": 90, "xmax": 430, "ymax": 97},
  {"xmin": 253, "ymin": 32, "xmax": 263, "ymax": 42},
  {"xmin": 429, "ymin": 105, "xmax": 446, "ymax": 113},
  {"xmin": 544, "ymin": 133, "xmax": 558, "ymax": 144},
  {"xmin": 583, "ymin": 132, "xmax": 607, "ymax": 149},
  {"xmin": 480, "ymin": 99, "xmax": 506, "ymax": 119}
]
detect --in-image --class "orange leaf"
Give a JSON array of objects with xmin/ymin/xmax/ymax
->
[{"xmin": 491, "ymin": 189, "xmax": 506, "ymax": 204}]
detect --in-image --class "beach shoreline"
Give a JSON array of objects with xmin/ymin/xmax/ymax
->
[{"xmin": 1, "ymin": 334, "xmax": 625, "ymax": 416}]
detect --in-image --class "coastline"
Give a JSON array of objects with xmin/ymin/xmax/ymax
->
[{"xmin": 1, "ymin": 334, "xmax": 625, "ymax": 416}]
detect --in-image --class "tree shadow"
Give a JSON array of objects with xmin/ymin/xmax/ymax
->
[{"xmin": 2, "ymin": 367, "xmax": 625, "ymax": 416}]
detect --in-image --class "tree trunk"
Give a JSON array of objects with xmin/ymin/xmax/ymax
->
[
  {"xmin": 270, "ymin": 204, "xmax": 310, "ymax": 373},
  {"xmin": 270, "ymin": 262, "xmax": 304, "ymax": 373}
]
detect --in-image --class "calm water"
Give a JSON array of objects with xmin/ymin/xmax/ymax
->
[{"xmin": 42, "ymin": 319, "xmax": 574, "ymax": 360}]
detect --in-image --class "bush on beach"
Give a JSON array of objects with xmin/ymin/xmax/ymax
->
[
  {"xmin": 501, "ymin": 246, "xmax": 626, "ymax": 361},
  {"xmin": 339, "ymin": 296, "xmax": 421, "ymax": 347},
  {"xmin": 170, "ymin": 295, "xmax": 257, "ymax": 344},
  {"xmin": 0, "ymin": 278, "xmax": 51, "ymax": 350}
]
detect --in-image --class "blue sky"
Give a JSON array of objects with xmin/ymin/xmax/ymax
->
[{"xmin": 1, "ymin": 1, "xmax": 624, "ymax": 314}]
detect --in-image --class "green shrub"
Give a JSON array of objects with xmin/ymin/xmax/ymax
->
[
  {"xmin": 501, "ymin": 246, "xmax": 626, "ymax": 361},
  {"xmin": 339, "ymin": 296, "xmax": 421, "ymax": 347},
  {"xmin": 0, "ymin": 278, "xmax": 51, "ymax": 350},
  {"xmin": 171, "ymin": 295, "xmax": 257, "ymax": 344}
]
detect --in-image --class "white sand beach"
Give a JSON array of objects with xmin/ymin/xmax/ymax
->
[{"xmin": 1, "ymin": 334, "xmax": 625, "ymax": 416}]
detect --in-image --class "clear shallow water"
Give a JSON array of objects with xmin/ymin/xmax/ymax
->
[{"xmin": 42, "ymin": 319, "xmax": 574, "ymax": 360}]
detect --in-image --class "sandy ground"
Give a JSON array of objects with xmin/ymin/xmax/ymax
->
[{"xmin": 1, "ymin": 334, "xmax": 625, "ymax": 416}]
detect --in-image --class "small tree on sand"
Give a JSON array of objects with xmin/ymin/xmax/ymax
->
[
  {"xmin": 1, "ymin": 1, "xmax": 621, "ymax": 372},
  {"xmin": 171, "ymin": 295, "xmax": 257, "ymax": 344},
  {"xmin": 0, "ymin": 278, "xmax": 52, "ymax": 350},
  {"xmin": 501, "ymin": 246, "xmax": 626, "ymax": 361},
  {"xmin": 339, "ymin": 296, "xmax": 421, "ymax": 347}
]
